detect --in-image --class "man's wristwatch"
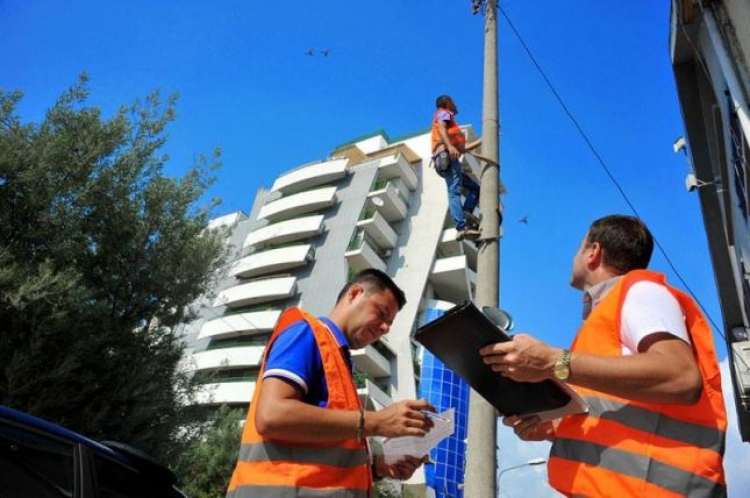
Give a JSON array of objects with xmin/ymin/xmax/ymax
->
[{"xmin": 552, "ymin": 349, "xmax": 572, "ymax": 381}]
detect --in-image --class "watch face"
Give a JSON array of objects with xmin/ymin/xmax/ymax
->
[{"xmin": 554, "ymin": 364, "xmax": 570, "ymax": 380}]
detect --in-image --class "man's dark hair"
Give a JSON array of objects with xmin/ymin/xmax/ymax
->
[
  {"xmin": 336, "ymin": 269, "xmax": 407, "ymax": 310},
  {"xmin": 587, "ymin": 215, "xmax": 654, "ymax": 274},
  {"xmin": 436, "ymin": 95, "xmax": 452, "ymax": 109}
]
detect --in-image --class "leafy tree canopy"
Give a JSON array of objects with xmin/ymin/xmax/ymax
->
[
  {"xmin": 173, "ymin": 405, "xmax": 244, "ymax": 498},
  {"xmin": 0, "ymin": 74, "xmax": 226, "ymax": 462}
]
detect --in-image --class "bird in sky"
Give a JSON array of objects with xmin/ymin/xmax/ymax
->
[
  {"xmin": 519, "ymin": 216, "xmax": 529, "ymax": 224},
  {"xmin": 305, "ymin": 49, "xmax": 314, "ymax": 56},
  {"xmin": 320, "ymin": 49, "xmax": 330, "ymax": 57}
]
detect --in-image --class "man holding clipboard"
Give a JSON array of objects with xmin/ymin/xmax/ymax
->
[{"xmin": 479, "ymin": 215, "xmax": 726, "ymax": 497}]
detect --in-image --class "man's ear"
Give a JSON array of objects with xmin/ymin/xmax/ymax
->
[
  {"xmin": 347, "ymin": 283, "xmax": 365, "ymax": 302},
  {"xmin": 587, "ymin": 242, "xmax": 603, "ymax": 269}
]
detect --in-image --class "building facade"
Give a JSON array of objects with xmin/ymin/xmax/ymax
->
[
  {"xmin": 179, "ymin": 127, "xmax": 492, "ymax": 495},
  {"xmin": 670, "ymin": 0, "xmax": 750, "ymax": 441}
]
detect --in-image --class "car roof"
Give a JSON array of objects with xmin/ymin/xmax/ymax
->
[
  {"xmin": 0, "ymin": 405, "xmax": 121, "ymax": 457},
  {"xmin": 0, "ymin": 404, "xmax": 177, "ymax": 487}
]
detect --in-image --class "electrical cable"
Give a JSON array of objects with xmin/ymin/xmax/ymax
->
[{"xmin": 497, "ymin": 4, "xmax": 750, "ymax": 371}]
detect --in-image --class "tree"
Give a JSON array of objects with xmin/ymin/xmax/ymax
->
[
  {"xmin": 0, "ymin": 75, "xmax": 226, "ymax": 462},
  {"xmin": 173, "ymin": 405, "xmax": 244, "ymax": 498}
]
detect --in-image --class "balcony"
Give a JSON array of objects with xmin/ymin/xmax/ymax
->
[
  {"xmin": 439, "ymin": 228, "xmax": 478, "ymax": 269},
  {"xmin": 357, "ymin": 210, "xmax": 397, "ymax": 249},
  {"xmin": 198, "ymin": 309, "xmax": 282, "ymax": 340},
  {"xmin": 191, "ymin": 345, "xmax": 265, "ymax": 371},
  {"xmin": 207, "ymin": 211, "xmax": 246, "ymax": 230},
  {"xmin": 377, "ymin": 153, "xmax": 418, "ymax": 191},
  {"xmin": 194, "ymin": 381, "xmax": 255, "ymax": 405},
  {"xmin": 367, "ymin": 181, "xmax": 407, "ymax": 222},
  {"xmin": 229, "ymin": 244, "xmax": 314, "ymax": 279},
  {"xmin": 243, "ymin": 215, "xmax": 324, "ymax": 249},
  {"xmin": 270, "ymin": 158, "xmax": 349, "ymax": 195},
  {"xmin": 357, "ymin": 379, "xmax": 393, "ymax": 411},
  {"xmin": 214, "ymin": 276, "xmax": 296, "ymax": 308},
  {"xmin": 258, "ymin": 186, "xmax": 337, "ymax": 222},
  {"xmin": 351, "ymin": 344, "xmax": 391, "ymax": 378},
  {"xmin": 345, "ymin": 231, "xmax": 387, "ymax": 272},
  {"xmin": 430, "ymin": 254, "xmax": 477, "ymax": 304}
]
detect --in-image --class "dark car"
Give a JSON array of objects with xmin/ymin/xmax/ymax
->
[{"xmin": 0, "ymin": 405, "xmax": 187, "ymax": 497}]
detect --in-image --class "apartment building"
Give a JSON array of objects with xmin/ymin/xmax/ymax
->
[
  {"xmin": 179, "ymin": 127, "xmax": 491, "ymax": 496},
  {"xmin": 670, "ymin": 0, "xmax": 750, "ymax": 441}
]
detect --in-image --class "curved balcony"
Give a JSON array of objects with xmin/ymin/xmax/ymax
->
[
  {"xmin": 351, "ymin": 344, "xmax": 391, "ymax": 378},
  {"xmin": 358, "ymin": 379, "xmax": 393, "ymax": 411},
  {"xmin": 429, "ymin": 255, "xmax": 477, "ymax": 304},
  {"xmin": 191, "ymin": 346, "xmax": 264, "ymax": 371},
  {"xmin": 198, "ymin": 309, "xmax": 282, "ymax": 340},
  {"xmin": 229, "ymin": 244, "xmax": 314, "ymax": 279},
  {"xmin": 194, "ymin": 381, "xmax": 255, "ymax": 405},
  {"xmin": 258, "ymin": 186, "xmax": 337, "ymax": 222},
  {"xmin": 207, "ymin": 211, "xmax": 246, "ymax": 230},
  {"xmin": 345, "ymin": 231, "xmax": 387, "ymax": 272},
  {"xmin": 243, "ymin": 215, "xmax": 324, "ymax": 249},
  {"xmin": 357, "ymin": 210, "xmax": 397, "ymax": 249},
  {"xmin": 367, "ymin": 181, "xmax": 407, "ymax": 222},
  {"xmin": 270, "ymin": 158, "xmax": 349, "ymax": 195},
  {"xmin": 439, "ymin": 228, "xmax": 478, "ymax": 269},
  {"xmin": 214, "ymin": 276, "xmax": 296, "ymax": 308},
  {"xmin": 377, "ymin": 153, "xmax": 418, "ymax": 191}
]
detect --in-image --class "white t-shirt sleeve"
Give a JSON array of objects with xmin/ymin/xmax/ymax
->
[{"xmin": 620, "ymin": 281, "xmax": 691, "ymax": 355}]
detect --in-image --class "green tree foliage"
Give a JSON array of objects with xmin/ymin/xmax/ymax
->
[
  {"xmin": 173, "ymin": 405, "xmax": 244, "ymax": 498},
  {"xmin": 0, "ymin": 75, "xmax": 225, "ymax": 463}
]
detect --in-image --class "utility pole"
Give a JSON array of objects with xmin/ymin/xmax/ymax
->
[{"xmin": 464, "ymin": 1, "xmax": 499, "ymax": 497}]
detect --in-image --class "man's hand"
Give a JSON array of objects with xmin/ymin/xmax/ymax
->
[
  {"xmin": 502, "ymin": 415, "xmax": 556, "ymax": 442},
  {"xmin": 367, "ymin": 399, "xmax": 435, "ymax": 438},
  {"xmin": 447, "ymin": 144, "xmax": 460, "ymax": 160},
  {"xmin": 479, "ymin": 334, "xmax": 561, "ymax": 383},
  {"xmin": 374, "ymin": 454, "xmax": 429, "ymax": 480}
]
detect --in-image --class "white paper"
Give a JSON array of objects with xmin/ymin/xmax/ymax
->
[{"xmin": 382, "ymin": 408, "xmax": 455, "ymax": 465}]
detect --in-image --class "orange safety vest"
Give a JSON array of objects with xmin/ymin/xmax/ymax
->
[
  {"xmin": 226, "ymin": 307, "xmax": 371, "ymax": 498},
  {"xmin": 431, "ymin": 109, "xmax": 466, "ymax": 153},
  {"xmin": 548, "ymin": 270, "xmax": 726, "ymax": 497}
]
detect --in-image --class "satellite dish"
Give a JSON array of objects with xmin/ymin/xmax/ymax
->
[
  {"xmin": 482, "ymin": 306, "xmax": 514, "ymax": 333},
  {"xmin": 371, "ymin": 196, "xmax": 385, "ymax": 207}
]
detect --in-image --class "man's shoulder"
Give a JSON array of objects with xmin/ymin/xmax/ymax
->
[
  {"xmin": 273, "ymin": 319, "xmax": 316, "ymax": 349},
  {"xmin": 435, "ymin": 108, "xmax": 452, "ymax": 122}
]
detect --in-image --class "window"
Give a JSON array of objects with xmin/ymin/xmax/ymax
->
[
  {"xmin": 0, "ymin": 421, "xmax": 75, "ymax": 498},
  {"xmin": 93, "ymin": 453, "xmax": 166, "ymax": 498}
]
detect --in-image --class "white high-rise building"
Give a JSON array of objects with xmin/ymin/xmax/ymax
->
[{"xmin": 180, "ymin": 126, "xmax": 496, "ymax": 495}]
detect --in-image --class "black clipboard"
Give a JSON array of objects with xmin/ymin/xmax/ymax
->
[{"xmin": 414, "ymin": 301, "xmax": 587, "ymax": 420}]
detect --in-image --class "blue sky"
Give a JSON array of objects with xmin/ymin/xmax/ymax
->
[{"xmin": 3, "ymin": 0, "xmax": 749, "ymax": 495}]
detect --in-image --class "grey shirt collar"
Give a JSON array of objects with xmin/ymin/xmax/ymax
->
[{"xmin": 582, "ymin": 275, "xmax": 622, "ymax": 319}]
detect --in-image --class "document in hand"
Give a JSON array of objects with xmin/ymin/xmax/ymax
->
[
  {"xmin": 382, "ymin": 409, "xmax": 455, "ymax": 464},
  {"xmin": 414, "ymin": 301, "xmax": 588, "ymax": 422}
]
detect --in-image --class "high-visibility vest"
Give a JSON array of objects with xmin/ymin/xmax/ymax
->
[
  {"xmin": 431, "ymin": 109, "xmax": 466, "ymax": 153},
  {"xmin": 549, "ymin": 270, "xmax": 726, "ymax": 497},
  {"xmin": 226, "ymin": 307, "xmax": 371, "ymax": 498}
]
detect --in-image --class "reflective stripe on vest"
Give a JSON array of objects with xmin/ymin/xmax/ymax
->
[
  {"xmin": 548, "ymin": 270, "xmax": 726, "ymax": 497},
  {"xmin": 239, "ymin": 440, "xmax": 370, "ymax": 468},
  {"xmin": 431, "ymin": 110, "xmax": 466, "ymax": 152},
  {"xmin": 551, "ymin": 439, "xmax": 725, "ymax": 497},
  {"xmin": 583, "ymin": 396, "xmax": 724, "ymax": 452},
  {"xmin": 228, "ymin": 485, "xmax": 369, "ymax": 498},
  {"xmin": 225, "ymin": 307, "xmax": 371, "ymax": 497}
]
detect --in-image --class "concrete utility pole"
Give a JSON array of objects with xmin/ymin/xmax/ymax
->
[{"xmin": 464, "ymin": 0, "xmax": 500, "ymax": 497}]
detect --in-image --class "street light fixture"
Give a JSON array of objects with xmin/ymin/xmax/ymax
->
[{"xmin": 496, "ymin": 458, "xmax": 547, "ymax": 496}]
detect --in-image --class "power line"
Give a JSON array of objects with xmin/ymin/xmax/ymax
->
[{"xmin": 496, "ymin": 5, "xmax": 744, "ymax": 366}]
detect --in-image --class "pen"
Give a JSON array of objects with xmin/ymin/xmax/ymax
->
[{"xmin": 422, "ymin": 410, "xmax": 450, "ymax": 422}]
